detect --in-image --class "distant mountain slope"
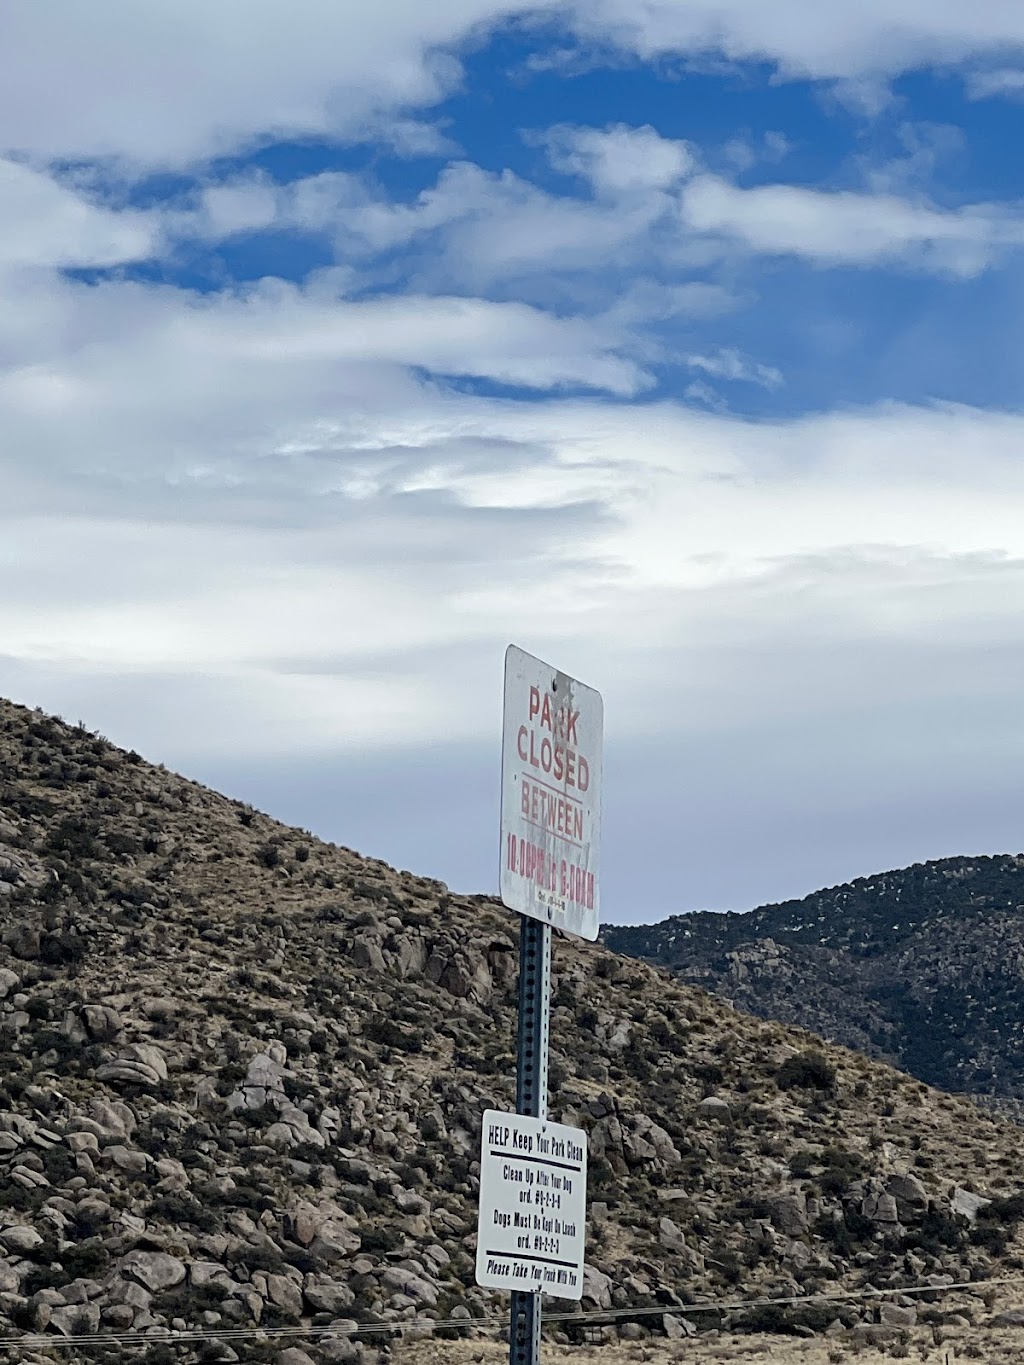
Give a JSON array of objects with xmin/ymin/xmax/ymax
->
[
  {"xmin": 602, "ymin": 856, "xmax": 1024, "ymax": 1103},
  {"xmin": 3, "ymin": 698, "xmax": 1024, "ymax": 1359}
]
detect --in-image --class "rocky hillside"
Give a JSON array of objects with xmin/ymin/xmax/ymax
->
[
  {"xmin": 602, "ymin": 856, "xmax": 1024, "ymax": 1106},
  {"xmin": 2, "ymin": 699, "xmax": 1024, "ymax": 1364}
]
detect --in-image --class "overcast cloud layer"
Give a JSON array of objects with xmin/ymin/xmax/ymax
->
[{"xmin": 3, "ymin": 2, "xmax": 1024, "ymax": 918}]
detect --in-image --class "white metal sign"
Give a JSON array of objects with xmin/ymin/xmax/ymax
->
[
  {"xmin": 475, "ymin": 1108, "xmax": 588, "ymax": 1300},
  {"xmin": 500, "ymin": 645, "xmax": 603, "ymax": 940}
]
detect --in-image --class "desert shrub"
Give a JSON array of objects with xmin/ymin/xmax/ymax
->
[
  {"xmin": 971, "ymin": 1221, "xmax": 1009, "ymax": 1253},
  {"xmin": 256, "ymin": 842, "xmax": 281, "ymax": 868},
  {"xmin": 789, "ymin": 1148, "xmax": 817, "ymax": 1176},
  {"xmin": 777, "ymin": 1050, "xmax": 836, "ymax": 1091},
  {"xmin": 734, "ymin": 1302, "xmax": 846, "ymax": 1335},
  {"xmin": 142, "ymin": 1346, "xmax": 176, "ymax": 1365},
  {"xmin": 146, "ymin": 1192, "xmax": 219, "ymax": 1232},
  {"xmin": 0, "ymin": 1182, "xmax": 48, "ymax": 1215},
  {"xmin": 903, "ymin": 1209, "xmax": 965, "ymax": 1256},
  {"xmin": 813, "ymin": 1209, "xmax": 875, "ymax": 1255},
  {"xmin": 154, "ymin": 1282, "xmax": 228, "ymax": 1318},
  {"xmin": 363, "ymin": 1017, "xmax": 422, "ymax": 1052},
  {"xmin": 42, "ymin": 1145, "xmax": 76, "ymax": 1184},
  {"xmin": 40, "ymin": 931, "xmax": 87, "ymax": 968},
  {"xmin": 44, "ymin": 816, "xmax": 100, "ymax": 860},
  {"xmin": 358, "ymin": 1223, "xmax": 404, "ymax": 1255},
  {"xmin": 20, "ymin": 1264, "xmax": 69, "ymax": 1296},
  {"xmin": 819, "ymin": 1145, "xmax": 866, "ymax": 1195},
  {"xmin": 62, "ymin": 1238, "xmax": 110, "ymax": 1278},
  {"xmin": 983, "ymin": 1191, "xmax": 1024, "ymax": 1223},
  {"xmin": 104, "ymin": 832, "xmax": 139, "ymax": 857},
  {"xmin": 693, "ymin": 1062, "xmax": 725, "ymax": 1088}
]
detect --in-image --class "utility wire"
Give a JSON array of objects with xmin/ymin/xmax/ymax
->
[{"xmin": 0, "ymin": 1270, "xmax": 1019, "ymax": 1352}]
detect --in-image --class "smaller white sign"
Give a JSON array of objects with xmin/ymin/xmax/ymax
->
[{"xmin": 475, "ymin": 1108, "xmax": 588, "ymax": 1300}]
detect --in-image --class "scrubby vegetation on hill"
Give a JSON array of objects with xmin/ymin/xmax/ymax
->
[
  {"xmin": 603, "ymin": 856, "xmax": 1024, "ymax": 1104},
  {"xmin": 1, "ymin": 698, "xmax": 1024, "ymax": 1362}
]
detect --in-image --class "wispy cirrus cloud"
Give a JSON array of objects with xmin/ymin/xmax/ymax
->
[{"xmin": 966, "ymin": 67, "xmax": 1024, "ymax": 99}]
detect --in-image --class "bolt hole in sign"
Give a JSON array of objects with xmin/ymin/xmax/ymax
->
[{"xmin": 500, "ymin": 645, "xmax": 603, "ymax": 941}]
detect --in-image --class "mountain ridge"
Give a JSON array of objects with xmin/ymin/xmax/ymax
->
[
  {"xmin": 602, "ymin": 854, "xmax": 1024, "ymax": 1103},
  {"xmin": 2, "ymin": 695, "xmax": 1024, "ymax": 1361}
]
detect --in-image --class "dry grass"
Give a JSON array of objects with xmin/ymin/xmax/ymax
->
[{"xmin": 396, "ymin": 1326, "xmax": 1022, "ymax": 1365}]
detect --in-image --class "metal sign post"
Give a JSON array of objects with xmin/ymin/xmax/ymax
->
[
  {"xmin": 481, "ymin": 644, "xmax": 603, "ymax": 1365},
  {"xmin": 509, "ymin": 914, "xmax": 551, "ymax": 1365}
]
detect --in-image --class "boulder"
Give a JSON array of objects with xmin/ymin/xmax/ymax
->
[
  {"xmin": 50, "ymin": 1303, "xmax": 101, "ymax": 1336},
  {"xmin": 770, "ymin": 1194, "xmax": 809, "ymax": 1237},
  {"xmin": 863, "ymin": 1191, "xmax": 899, "ymax": 1224},
  {"xmin": 96, "ymin": 1044, "xmax": 168, "ymax": 1088},
  {"xmin": 697, "ymin": 1096, "xmax": 731, "ymax": 1119},
  {"xmin": 952, "ymin": 1186, "xmax": 991, "ymax": 1223},
  {"xmin": 265, "ymin": 1274, "xmax": 303, "ymax": 1318},
  {"xmin": 885, "ymin": 1173, "xmax": 928, "ymax": 1220},
  {"xmin": 664, "ymin": 1314, "xmax": 697, "ymax": 1339},
  {"xmin": 2, "ymin": 924, "xmax": 40, "ymax": 959},
  {"xmin": 352, "ymin": 939, "xmax": 387, "ymax": 973},
  {"xmin": 303, "ymin": 1276, "xmax": 355, "ymax": 1314},
  {"xmin": 320, "ymin": 1338, "xmax": 362, "ymax": 1365},
  {"xmin": 191, "ymin": 1262, "xmax": 233, "ymax": 1287},
  {"xmin": 309, "ymin": 1220, "xmax": 360, "ymax": 1261},
  {"xmin": 582, "ymin": 1264, "xmax": 613, "ymax": 1309},
  {"xmin": 121, "ymin": 1251, "xmax": 186, "ymax": 1292},
  {"xmin": 0, "ymin": 1226, "xmax": 43, "ymax": 1253},
  {"xmin": 81, "ymin": 1005, "xmax": 122, "ymax": 1041},
  {"xmin": 879, "ymin": 1304, "xmax": 917, "ymax": 1327}
]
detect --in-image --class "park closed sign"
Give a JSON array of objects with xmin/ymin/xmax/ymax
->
[{"xmin": 500, "ymin": 645, "xmax": 603, "ymax": 941}]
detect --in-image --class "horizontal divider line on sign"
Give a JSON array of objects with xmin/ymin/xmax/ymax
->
[{"xmin": 486, "ymin": 1148, "xmax": 583, "ymax": 1171}]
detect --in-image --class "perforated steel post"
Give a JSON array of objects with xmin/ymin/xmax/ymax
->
[{"xmin": 509, "ymin": 914, "xmax": 552, "ymax": 1365}]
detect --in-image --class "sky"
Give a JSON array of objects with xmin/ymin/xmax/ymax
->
[{"xmin": 5, "ymin": 3, "xmax": 1024, "ymax": 922}]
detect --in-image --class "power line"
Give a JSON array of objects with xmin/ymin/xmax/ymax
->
[{"xmin": 0, "ymin": 1270, "xmax": 1017, "ymax": 1352}]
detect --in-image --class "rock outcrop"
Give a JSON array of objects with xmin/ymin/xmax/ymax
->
[{"xmin": 0, "ymin": 698, "xmax": 1022, "ymax": 1362}]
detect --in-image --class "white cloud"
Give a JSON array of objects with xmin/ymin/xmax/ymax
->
[
  {"xmin": 263, "ymin": 160, "xmax": 683, "ymax": 288},
  {"xmin": 198, "ymin": 178, "xmax": 281, "ymax": 238},
  {"xmin": 159, "ymin": 149, "xmax": 1024, "ymax": 296},
  {"xmin": 6, "ymin": 2, "xmax": 1024, "ymax": 171},
  {"xmin": 7, "ymin": 381, "xmax": 1024, "ymax": 768},
  {"xmin": 722, "ymin": 130, "xmax": 791, "ymax": 173},
  {"xmin": 679, "ymin": 173, "xmax": 1024, "ymax": 275},
  {"xmin": 684, "ymin": 347, "xmax": 782, "ymax": 388},
  {"xmin": 0, "ymin": 0, "xmax": 557, "ymax": 166},
  {"xmin": 542, "ymin": 123, "xmax": 696, "ymax": 195},
  {"xmin": 370, "ymin": 118, "xmax": 460, "ymax": 158},
  {"xmin": 966, "ymin": 67, "xmax": 1024, "ymax": 99},
  {"xmin": 0, "ymin": 158, "xmax": 156, "ymax": 268},
  {"xmin": 572, "ymin": 0, "xmax": 1024, "ymax": 84}
]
